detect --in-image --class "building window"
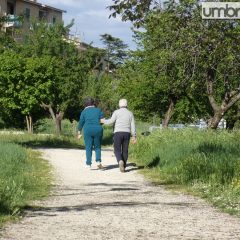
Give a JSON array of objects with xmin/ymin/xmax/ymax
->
[
  {"xmin": 25, "ymin": 8, "xmax": 30, "ymax": 20},
  {"xmin": 39, "ymin": 10, "xmax": 47, "ymax": 20},
  {"xmin": 7, "ymin": 2, "xmax": 15, "ymax": 15},
  {"xmin": 52, "ymin": 16, "xmax": 56, "ymax": 24}
]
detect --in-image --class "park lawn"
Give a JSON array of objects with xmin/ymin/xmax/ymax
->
[{"xmin": 129, "ymin": 129, "xmax": 240, "ymax": 217}]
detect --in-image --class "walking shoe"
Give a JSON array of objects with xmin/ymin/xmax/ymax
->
[
  {"xmin": 119, "ymin": 160, "xmax": 125, "ymax": 173},
  {"xmin": 85, "ymin": 164, "xmax": 92, "ymax": 169},
  {"xmin": 97, "ymin": 163, "xmax": 103, "ymax": 169}
]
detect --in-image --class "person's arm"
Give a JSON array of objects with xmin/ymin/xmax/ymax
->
[
  {"xmin": 77, "ymin": 111, "xmax": 85, "ymax": 134},
  {"xmin": 100, "ymin": 109, "xmax": 104, "ymax": 121},
  {"xmin": 130, "ymin": 113, "xmax": 137, "ymax": 143},
  {"xmin": 103, "ymin": 111, "xmax": 117, "ymax": 125}
]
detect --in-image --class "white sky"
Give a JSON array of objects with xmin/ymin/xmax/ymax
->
[{"xmin": 39, "ymin": 0, "xmax": 135, "ymax": 49}]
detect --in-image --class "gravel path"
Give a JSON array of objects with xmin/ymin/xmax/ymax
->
[{"xmin": 1, "ymin": 148, "xmax": 240, "ymax": 240}]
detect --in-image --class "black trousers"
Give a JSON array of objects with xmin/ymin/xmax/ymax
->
[{"xmin": 113, "ymin": 132, "xmax": 131, "ymax": 167}]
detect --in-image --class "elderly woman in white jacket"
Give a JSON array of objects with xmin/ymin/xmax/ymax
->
[{"xmin": 101, "ymin": 99, "xmax": 137, "ymax": 172}]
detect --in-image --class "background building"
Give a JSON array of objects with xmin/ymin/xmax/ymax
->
[{"xmin": 0, "ymin": 0, "xmax": 65, "ymax": 38}]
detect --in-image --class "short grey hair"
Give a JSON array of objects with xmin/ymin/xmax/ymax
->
[{"xmin": 119, "ymin": 99, "xmax": 127, "ymax": 108}]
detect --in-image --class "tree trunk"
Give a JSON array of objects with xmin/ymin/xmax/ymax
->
[
  {"xmin": 25, "ymin": 115, "xmax": 33, "ymax": 133},
  {"xmin": 55, "ymin": 112, "xmax": 64, "ymax": 135},
  {"xmin": 162, "ymin": 98, "xmax": 175, "ymax": 128},
  {"xmin": 41, "ymin": 102, "xmax": 64, "ymax": 135},
  {"xmin": 206, "ymin": 69, "xmax": 240, "ymax": 129},
  {"xmin": 208, "ymin": 111, "xmax": 223, "ymax": 129}
]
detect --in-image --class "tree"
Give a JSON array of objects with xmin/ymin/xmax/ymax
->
[
  {"xmin": 111, "ymin": 0, "xmax": 240, "ymax": 129},
  {"xmin": 197, "ymin": 20, "xmax": 240, "ymax": 129},
  {"xmin": 19, "ymin": 22, "xmax": 92, "ymax": 134},
  {"xmin": 100, "ymin": 33, "xmax": 128, "ymax": 72},
  {"xmin": 108, "ymin": 0, "xmax": 160, "ymax": 27},
  {"xmin": 117, "ymin": 3, "xmax": 202, "ymax": 127},
  {"xmin": 0, "ymin": 51, "xmax": 56, "ymax": 133},
  {"xmin": 0, "ymin": 20, "xmax": 93, "ymax": 133}
]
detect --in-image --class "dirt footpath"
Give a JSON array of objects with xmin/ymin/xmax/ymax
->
[{"xmin": 1, "ymin": 148, "xmax": 240, "ymax": 240}]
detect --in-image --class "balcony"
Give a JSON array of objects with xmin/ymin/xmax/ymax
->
[{"xmin": 3, "ymin": 15, "xmax": 22, "ymax": 28}]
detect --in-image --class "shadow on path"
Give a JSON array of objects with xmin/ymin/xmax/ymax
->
[
  {"xmin": 102, "ymin": 163, "xmax": 144, "ymax": 172},
  {"xmin": 24, "ymin": 201, "xmax": 160, "ymax": 217}
]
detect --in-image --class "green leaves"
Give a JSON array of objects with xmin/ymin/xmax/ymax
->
[{"xmin": 0, "ymin": 52, "xmax": 56, "ymax": 116}]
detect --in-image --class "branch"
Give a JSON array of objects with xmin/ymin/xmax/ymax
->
[
  {"xmin": 224, "ymin": 92, "xmax": 240, "ymax": 111},
  {"xmin": 207, "ymin": 70, "xmax": 219, "ymax": 112},
  {"xmin": 40, "ymin": 102, "xmax": 56, "ymax": 121}
]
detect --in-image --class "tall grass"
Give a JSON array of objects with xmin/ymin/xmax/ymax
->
[
  {"xmin": 34, "ymin": 118, "xmax": 78, "ymax": 136},
  {"xmin": 0, "ymin": 142, "xmax": 52, "ymax": 225},
  {"xmin": 130, "ymin": 129, "xmax": 240, "ymax": 216}
]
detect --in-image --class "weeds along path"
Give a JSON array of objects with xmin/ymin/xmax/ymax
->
[{"xmin": 1, "ymin": 148, "xmax": 240, "ymax": 240}]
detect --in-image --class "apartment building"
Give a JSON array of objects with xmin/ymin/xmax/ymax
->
[{"xmin": 0, "ymin": 0, "xmax": 65, "ymax": 34}]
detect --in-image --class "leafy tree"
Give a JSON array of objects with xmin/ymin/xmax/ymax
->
[
  {"xmin": 19, "ymin": 22, "xmax": 92, "ymax": 133},
  {"xmin": 117, "ymin": 3, "xmax": 202, "ymax": 127},
  {"xmin": 0, "ymin": 51, "xmax": 56, "ymax": 132},
  {"xmin": 108, "ymin": 0, "xmax": 160, "ymax": 27},
  {"xmin": 100, "ymin": 33, "xmax": 128, "ymax": 72},
  {"xmin": 195, "ymin": 18, "xmax": 240, "ymax": 129},
  {"xmin": 111, "ymin": 0, "xmax": 240, "ymax": 129}
]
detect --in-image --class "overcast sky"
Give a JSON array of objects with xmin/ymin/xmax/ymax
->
[{"xmin": 39, "ymin": 0, "xmax": 135, "ymax": 49}]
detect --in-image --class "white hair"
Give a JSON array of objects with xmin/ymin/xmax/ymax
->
[{"xmin": 119, "ymin": 99, "xmax": 128, "ymax": 108}]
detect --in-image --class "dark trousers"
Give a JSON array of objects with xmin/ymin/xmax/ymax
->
[{"xmin": 113, "ymin": 132, "xmax": 131, "ymax": 167}]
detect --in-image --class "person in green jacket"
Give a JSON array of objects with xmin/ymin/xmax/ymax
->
[{"xmin": 77, "ymin": 98, "xmax": 104, "ymax": 168}]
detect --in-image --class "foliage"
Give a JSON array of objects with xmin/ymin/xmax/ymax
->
[
  {"xmin": 0, "ymin": 21, "xmax": 93, "ymax": 130},
  {"xmin": 0, "ymin": 52, "xmax": 56, "ymax": 115},
  {"xmin": 100, "ymin": 33, "xmax": 129, "ymax": 70},
  {"xmin": 109, "ymin": 0, "xmax": 159, "ymax": 27},
  {"xmin": 115, "ymin": 0, "xmax": 240, "ymax": 128},
  {"xmin": 19, "ymin": 21, "xmax": 92, "ymax": 117},
  {"xmin": 83, "ymin": 73, "xmax": 120, "ymax": 116}
]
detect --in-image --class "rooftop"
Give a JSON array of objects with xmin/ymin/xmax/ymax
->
[{"xmin": 23, "ymin": 0, "xmax": 67, "ymax": 13}]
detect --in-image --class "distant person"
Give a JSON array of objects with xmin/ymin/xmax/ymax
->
[
  {"xmin": 77, "ymin": 98, "xmax": 104, "ymax": 169},
  {"xmin": 102, "ymin": 99, "xmax": 137, "ymax": 172}
]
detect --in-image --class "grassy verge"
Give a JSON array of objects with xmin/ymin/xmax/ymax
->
[
  {"xmin": 0, "ymin": 133, "xmax": 82, "ymax": 148},
  {"xmin": 130, "ymin": 129, "xmax": 240, "ymax": 217},
  {"xmin": 0, "ymin": 142, "xmax": 52, "ymax": 227},
  {"xmin": 0, "ymin": 123, "xmax": 112, "ymax": 228}
]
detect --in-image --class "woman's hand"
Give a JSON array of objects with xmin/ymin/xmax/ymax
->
[
  {"xmin": 100, "ymin": 118, "xmax": 105, "ymax": 124},
  {"xmin": 77, "ymin": 131, "xmax": 82, "ymax": 140}
]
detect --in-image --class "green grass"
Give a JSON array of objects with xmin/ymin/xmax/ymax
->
[
  {"xmin": 130, "ymin": 129, "xmax": 240, "ymax": 216},
  {"xmin": 0, "ymin": 133, "xmax": 83, "ymax": 148},
  {"xmin": 34, "ymin": 118, "xmax": 78, "ymax": 136},
  {"xmin": 0, "ymin": 142, "xmax": 52, "ymax": 227}
]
